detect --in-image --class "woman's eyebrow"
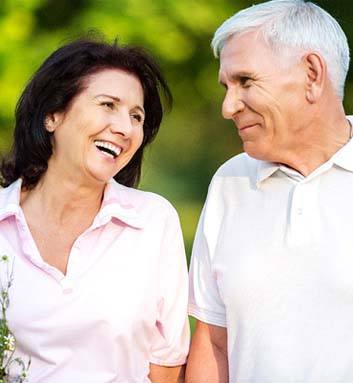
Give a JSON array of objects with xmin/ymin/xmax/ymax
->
[
  {"xmin": 95, "ymin": 94, "xmax": 121, "ymax": 102},
  {"xmin": 95, "ymin": 94, "xmax": 145, "ymax": 114}
]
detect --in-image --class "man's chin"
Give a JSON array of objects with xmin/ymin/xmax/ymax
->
[{"xmin": 243, "ymin": 142, "xmax": 267, "ymax": 161}]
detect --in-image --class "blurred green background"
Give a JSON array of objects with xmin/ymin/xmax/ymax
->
[{"xmin": 0, "ymin": 0, "xmax": 353, "ymax": 262}]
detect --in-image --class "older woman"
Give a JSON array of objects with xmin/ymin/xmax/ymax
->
[{"xmin": 0, "ymin": 38, "xmax": 189, "ymax": 382}]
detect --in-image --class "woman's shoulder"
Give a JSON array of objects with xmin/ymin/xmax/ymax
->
[{"xmin": 108, "ymin": 179, "xmax": 179, "ymax": 219}]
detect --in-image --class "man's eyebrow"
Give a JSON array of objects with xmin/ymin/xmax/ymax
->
[
  {"xmin": 219, "ymin": 71, "xmax": 254, "ymax": 85},
  {"xmin": 233, "ymin": 71, "xmax": 254, "ymax": 79}
]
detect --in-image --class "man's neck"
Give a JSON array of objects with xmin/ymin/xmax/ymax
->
[{"xmin": 276, "ymin": 114, "xmax": 351, "ymax": 176}]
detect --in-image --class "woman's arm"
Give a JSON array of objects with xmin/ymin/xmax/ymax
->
[{"xmin": 149, "ymin": 363, "xmax": 185, "ymax": 383}]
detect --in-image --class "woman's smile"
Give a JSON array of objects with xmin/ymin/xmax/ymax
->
[{"xmin": 94, "ymin": 140, "xmax": 122, "ymax": 159}]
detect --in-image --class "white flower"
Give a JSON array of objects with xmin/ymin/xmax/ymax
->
[
  {"xmin": 4, "ymin": 334, "xmax": 15, "ymax": 352},
  {"xmin": 0, "ymin": 256, "xmax": 30, "ymax": 382}
]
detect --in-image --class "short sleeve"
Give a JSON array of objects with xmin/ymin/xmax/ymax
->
[
  {"xmin": 149, "ymin": 206, "xmax": 190, "ymax": 366},
  {"xmin": 188, "ymin": 196, "xmax": 227, "ymax": 327}
]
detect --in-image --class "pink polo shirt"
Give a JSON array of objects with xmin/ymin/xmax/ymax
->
[{"xmin": 0, "ymin": 179, "xmax": 189, "ymax": 383}]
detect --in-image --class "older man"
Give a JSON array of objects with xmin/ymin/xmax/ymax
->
[{"xmin": 186, "ymin": 1, "xmax": 353, "ymax": 382}]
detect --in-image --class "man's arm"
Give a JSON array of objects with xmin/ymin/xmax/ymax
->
[
  {"xmin": 149, "ymin": 364, "xmax": 185, "ymax": 383},
  {"xmin": 185, "ymin": 320, "xmax": 228, "ymax": 383}
]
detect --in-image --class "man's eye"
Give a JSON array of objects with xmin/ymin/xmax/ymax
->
[
  {"xmin": 240, "ymin": 77, "xmax": 252, "ymax": 87},
  {"xmin": 101, "ymin": 101, "xmax": 114, "ymax": 109}
]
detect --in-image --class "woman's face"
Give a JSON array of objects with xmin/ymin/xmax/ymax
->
[{"xmin": 47, "ymin": 68, "xmax": 145, "ymax": 186}]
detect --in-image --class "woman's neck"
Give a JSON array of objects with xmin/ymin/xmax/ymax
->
[{"xmin": 21, "ymin": 170, "xmax": 105, "ymax": 226}]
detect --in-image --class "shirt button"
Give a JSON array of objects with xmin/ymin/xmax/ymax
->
[
  {"xmin": 297, "ymin": 208, "xmax": 303, "ymax": 215},
  {"xmin": 61, "ymin": 278, "xmax": 74, "ymax": 294}
]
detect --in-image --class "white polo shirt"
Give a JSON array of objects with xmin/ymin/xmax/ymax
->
[
  {"xmin": 0, "ymin": 179, "xmax": 189, "ymax": 383},
  {"xmin": 189, "ymin": 137, "xmax": 353, "ymax": 382}
]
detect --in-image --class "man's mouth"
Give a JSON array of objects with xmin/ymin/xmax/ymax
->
[
  {"xmin": 238, "ymin": 123, "xmax": 258, "ymax": 132},
  {"xmin": 94, "ymin": 140, "xmax": 122, "ymax": 159}
]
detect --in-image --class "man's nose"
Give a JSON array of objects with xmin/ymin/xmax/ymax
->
[{"xmin": 222, "ymin": 89, "xmax": 245, "ymax": 119}]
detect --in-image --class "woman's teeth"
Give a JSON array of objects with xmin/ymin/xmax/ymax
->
[{"xmin": 94, "ymin": 140, "xmax": 122, "ymax": 159}]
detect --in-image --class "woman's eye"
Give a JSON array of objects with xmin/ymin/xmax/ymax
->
[
  {"xmin": 101, "ymin": 101, "xmax": 114, "ymax": 109},
  {"xmin": 132, "ymin": 114, "xmax": 143, "ymax": 123}
]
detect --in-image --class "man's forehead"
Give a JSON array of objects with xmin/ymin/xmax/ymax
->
[
  {"xmin": 219, "ymin": 33, "xmax": 259, "ymax": 77},
  {"xmin": 218, "ymin": 30, "xmax": 284, "ymax": 81},
  {"xmin": 220, "ymin": 31, "xmax": 267, "ymax": 62}
]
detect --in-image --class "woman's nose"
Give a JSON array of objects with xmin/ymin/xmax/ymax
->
[{"xmin": 109, "ymin": 111, "xmax": 133, "ymax": 137}]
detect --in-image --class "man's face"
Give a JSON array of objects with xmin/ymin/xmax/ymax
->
[{"xmin": 219, "ymin": 31, "xmax": 308, "ymax": 162}]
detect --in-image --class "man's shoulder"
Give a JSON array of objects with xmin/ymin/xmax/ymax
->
[{"xmin": 213, "ymin": 152, "xmax": 259, "ymax": 180}]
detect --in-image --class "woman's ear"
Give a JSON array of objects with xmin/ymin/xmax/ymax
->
[
  {"xmin": 44, "ymin": 112, "xmax": 63, "ymax": 132},
  {"xmin": 304, "ymin": 52, "xmax": 326, "ymax": 103}
]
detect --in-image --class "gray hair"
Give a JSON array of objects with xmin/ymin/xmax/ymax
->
[{"xmin": 212, "ymin": 0, "xmax": 350, "ymax": 99}]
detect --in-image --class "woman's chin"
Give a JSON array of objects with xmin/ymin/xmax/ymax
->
[
  {"xmin": 82, "ymin": 162, "xmax": 119, "ymax": 185},
  {"xmin": 81, "ymin": 169, "xmax": 113, "ymax": 187}
]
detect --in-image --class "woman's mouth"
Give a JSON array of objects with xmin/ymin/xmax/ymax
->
[{"xmin": 94, "ymin": 140, "xmax": 122, "ymax": 159}]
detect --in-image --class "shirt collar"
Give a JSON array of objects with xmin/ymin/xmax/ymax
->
[
  {"xmin": 93, "ymin": 179, "xmax": 145, "ymax": 229},
  {"xmin": 256, "ymin": 116, "xmax": 353, "ymax": 186},
  {"xmin": 331, "ymin": 119, "xmax": 353, "ymax": 173},
  {"xmin": 256, "ymin": 160, "xmax": 280, "ymax": 187},
  {"xmin": 0, "ymin": 178, "xmax": 144, "ymax": 229},
  {"xmin": 0, "ymin": 179, "xmax": 22, "ymax": 221}
]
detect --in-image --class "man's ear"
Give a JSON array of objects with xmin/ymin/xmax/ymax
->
[
  {"xmin": 304, "ymin": 52, "xmax": 326, "ymax": 103},
  {"xmin": 44, "ymin": 112, "xmax": 63, "ymax": 133}
]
